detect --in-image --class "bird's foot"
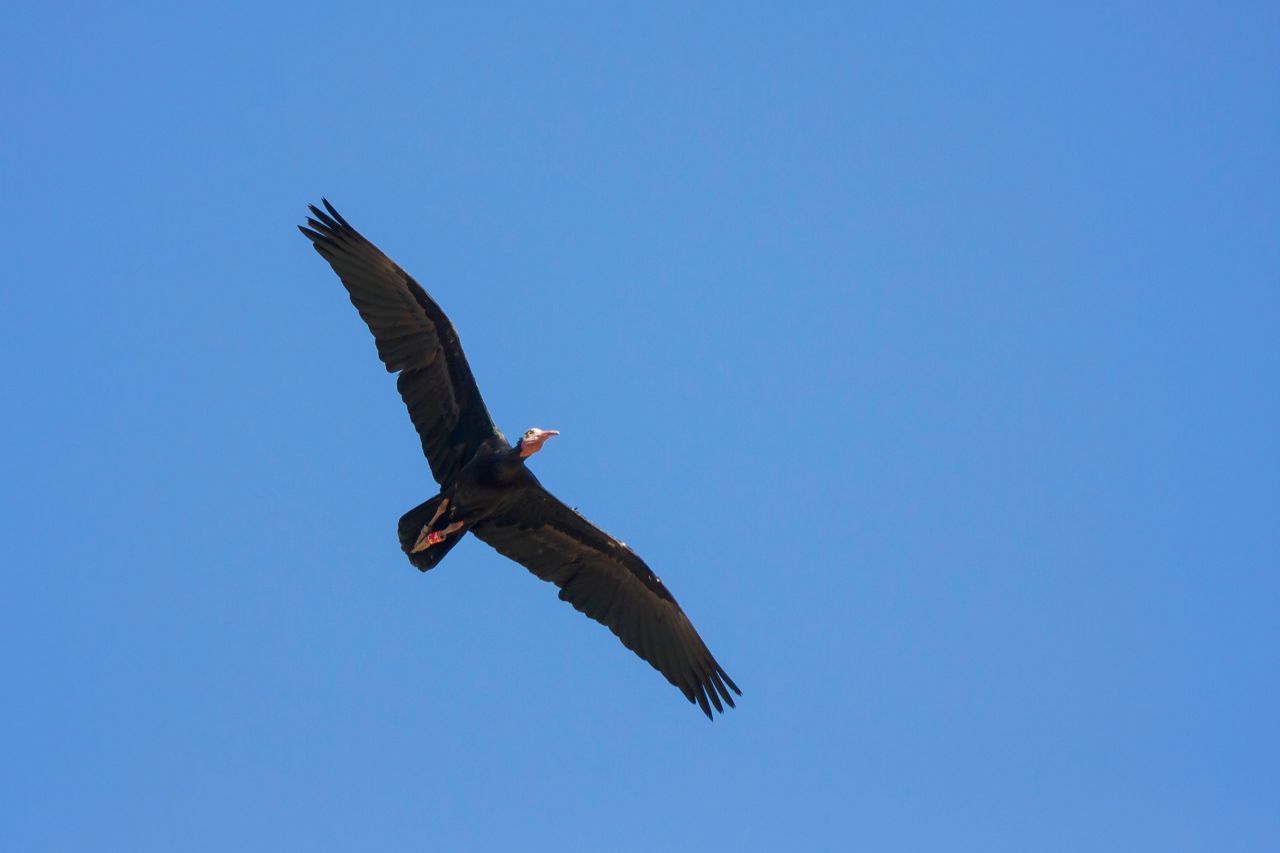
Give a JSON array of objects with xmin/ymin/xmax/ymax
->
[{"xmin": 411, "ymin": 520, "xmax": 465, "ymax": 553}]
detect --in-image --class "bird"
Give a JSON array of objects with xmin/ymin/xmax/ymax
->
[{"xmin": 298, "ymin": 200, "xmax": 740, "ymax": 718}]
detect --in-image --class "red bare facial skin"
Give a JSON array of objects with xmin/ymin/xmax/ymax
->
[{"xmin": 518, "ymin": 428, "xmax": 560, "ymax": 458}]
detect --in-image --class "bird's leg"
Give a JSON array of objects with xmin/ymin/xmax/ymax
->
[
  {"xmin": 410, "ymin": 499, "xmax": 450, "ymax": 553},
  {"xmin": 412, "ymin": 497, "xmax": 467, "ymax": 553},
  {"xmin": 411, "ymin": 519, "xmax": 466, "ymax": 553},
  {"xmin": 425, "ymin": 498, "xmax": 449, "ymax": 529}
]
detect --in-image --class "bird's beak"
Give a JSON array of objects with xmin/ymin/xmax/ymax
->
[{"xmin": 543, "ymin": 430, "xmax": 560, "ymax": 438}]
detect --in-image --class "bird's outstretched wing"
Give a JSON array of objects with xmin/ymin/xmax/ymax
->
[
  {"xmin": 471, "ymin": 480, "xmax": 741, "ymax": 718},
  {"xmin": 299, "ymin": 200, "xmax": 501, "ymax": 484}
]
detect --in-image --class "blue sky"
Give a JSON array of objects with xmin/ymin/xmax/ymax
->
[{"xmin": 2, "ymin": 3, "xmax": 1277, "ymax": 851}]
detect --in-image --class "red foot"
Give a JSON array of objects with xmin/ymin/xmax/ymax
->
[{"xmin": 412, "ymin": 519, "xmax": 465, "ymax": 553}]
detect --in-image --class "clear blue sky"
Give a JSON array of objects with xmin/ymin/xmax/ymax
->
[{"xmin": 2, "ymin": 3, "xmax": 1276, "ymax": 851}]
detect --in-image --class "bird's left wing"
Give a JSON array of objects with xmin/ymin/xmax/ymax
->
[
  {"xmin": 470, "ymin": 481, "xmax": 741, "ymax": 718},
  {"xmin": 299, "ymin": 200, "xmax": 501, "ymax": 485}
]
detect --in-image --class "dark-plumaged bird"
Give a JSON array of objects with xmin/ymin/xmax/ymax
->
[{"xmin": 298, "ymin": 200, "xmax": 740, "ymax": 718}]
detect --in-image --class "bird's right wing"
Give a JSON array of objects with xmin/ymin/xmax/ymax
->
[
  {"xmin": 471, "ymin": 479, "xmax": 740, "ymax": 718},
  {"xmin": 299, "ymin": 200, "xmax": 501, "ymax": 484}
]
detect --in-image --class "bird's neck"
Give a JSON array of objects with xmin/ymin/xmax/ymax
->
[{"xmin": 499, "ymin": 443, "xmax": 530, "ymax": 471}]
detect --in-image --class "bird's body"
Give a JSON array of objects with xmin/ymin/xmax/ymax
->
[
  {"xmin": 299, "ymin": 200, "xmax": 739, "ymax": 717},
  {"xmin": 397, "ymin": 433, "xmax": 542, "ymax": 571}
]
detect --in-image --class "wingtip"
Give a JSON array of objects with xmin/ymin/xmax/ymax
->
[
  {"xmin": 692, "ymin": 666, "xmax": 740, "ymax": 718},
  {"xmin": 321, "ymin": 197, "xmax": 352, "ymax": 230},
  {"xmin": 706, "ymin": 681, "xmax": 725, "ymax": 715},
  {"xmin": 715, "ymin": 667, "xmax": 742, "ymax": 699},
  {"xmin": 298, "ymin": 224, "xmax": 337, "ymax": 251}
]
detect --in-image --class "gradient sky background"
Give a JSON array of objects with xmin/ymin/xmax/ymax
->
[{"xmin": 3, "ymin": 3, "xmax": 1277, "ymax": 851}]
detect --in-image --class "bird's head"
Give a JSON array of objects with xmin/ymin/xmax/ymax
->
[{"xmin": 517, "ymin": 427, "xmax": 559, "ymax": 458}]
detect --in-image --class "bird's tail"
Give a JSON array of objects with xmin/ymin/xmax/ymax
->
[{"xmin": 398, "ymin": 495, "xmax": 468, "ymax": 572}]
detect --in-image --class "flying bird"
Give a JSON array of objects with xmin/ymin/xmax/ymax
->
[{"xmin": 298, "ymin": 200, "xmax": 740, "ymax": 718}]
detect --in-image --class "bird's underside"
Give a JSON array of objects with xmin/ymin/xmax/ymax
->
[{"xmin": 299, "ymin": 199, "xmax": 740, "ymax": 718}]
